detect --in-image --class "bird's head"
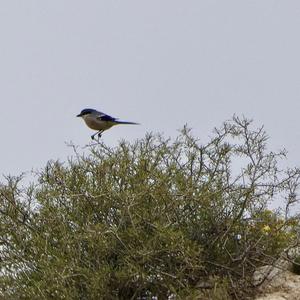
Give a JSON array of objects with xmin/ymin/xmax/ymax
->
[{"xmin": 76, "ymin": 109, "xmax": 96, "ymax": 117}]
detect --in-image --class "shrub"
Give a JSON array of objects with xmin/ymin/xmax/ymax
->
[{"xmin": 1, "ymin": 116, "xmax": 299, "ymax": 299}]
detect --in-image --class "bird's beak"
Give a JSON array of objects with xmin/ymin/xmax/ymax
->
[{"xmin": 76, "ymin": 113, "xmax": 82, "ymax": 117}]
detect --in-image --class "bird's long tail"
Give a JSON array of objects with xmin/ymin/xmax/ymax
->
[{"xmin": 115, "ymin": 121, "xmax": 140, "ymax": 125}]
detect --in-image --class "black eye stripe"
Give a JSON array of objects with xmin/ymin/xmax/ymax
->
[
  {"xmin": 80, "ymin": 109, "xmax": 94, "ymax": 116},
  {"xmin": 81, "ymin": 111, "xmax": 90, "ymax": 116}
]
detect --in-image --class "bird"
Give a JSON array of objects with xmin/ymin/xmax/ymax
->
[{"xmin": 77, "ymin": 108, "xmax": 139, "ymax": 140}]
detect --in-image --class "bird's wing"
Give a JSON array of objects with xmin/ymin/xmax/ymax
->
[{"xmin": 96, "ymin": 111, "xmax": 117, "ymax": 122}]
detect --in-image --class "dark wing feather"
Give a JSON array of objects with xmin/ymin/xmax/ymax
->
[{"xmin": 97, "ymin": 113, "xmax": 117, "ymax": 122}]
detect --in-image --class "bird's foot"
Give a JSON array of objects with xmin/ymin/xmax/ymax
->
[{"xmin": 91, "ymin": 132, "xmax": 102, "ymax": 141}]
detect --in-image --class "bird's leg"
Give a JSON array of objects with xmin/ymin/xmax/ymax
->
[{"xmin": 91, "ymin": 130, "xmax": 103, "ymax": 140}]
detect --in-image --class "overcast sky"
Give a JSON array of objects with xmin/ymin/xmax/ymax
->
[{"xmin": 0, "ymin": 1, "xmax": 299, "ymax": 178}]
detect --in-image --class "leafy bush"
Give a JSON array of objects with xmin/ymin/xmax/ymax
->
[{"xmin": 1, "ymin": 116, "xmax": 299, "ymax": 299}]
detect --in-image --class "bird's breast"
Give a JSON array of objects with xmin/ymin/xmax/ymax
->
[{"xmin": 83, "ymin": 116, "xmax": 115, "ymax": 131}]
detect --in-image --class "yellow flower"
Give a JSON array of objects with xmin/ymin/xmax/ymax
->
[{"xmin": 262, "ymin": 225, "xmax": 271, "ymax": 233}]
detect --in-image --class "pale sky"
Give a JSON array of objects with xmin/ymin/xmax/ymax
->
[{"xmin": 0, "ymin": 1, "xmax": 299, "ymax": 177}]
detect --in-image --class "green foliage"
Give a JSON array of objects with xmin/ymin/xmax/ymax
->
[{"xmin": 1, "ymin": 116, "xmax": 300, "ymax": 299}]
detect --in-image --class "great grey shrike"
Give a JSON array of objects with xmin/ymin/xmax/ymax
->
[{"xmin": 77, "ymin": 108, "xmax": 139, "ymax": 140}]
